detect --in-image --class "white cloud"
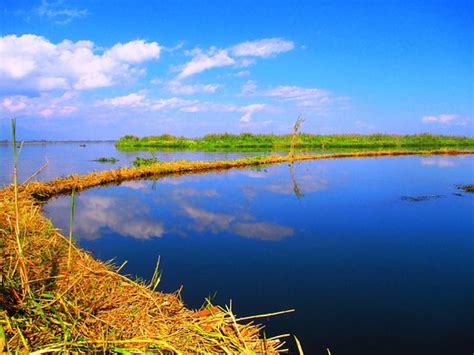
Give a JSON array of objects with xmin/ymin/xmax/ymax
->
[
  {"xmin": 1, "ymin": 97, "xmax": 27, "ymax": 112},
  {"xmin": 96, "ymin": 93, "xmax": 194, "ymax": 111},
  {"xmin": 167, "ymin": 80, "xmax": 220, "ymax": 95},
  {"xmin": 105, "ymin": 40, "xmax": 161, "ymax": 63},
  {"xmin": 0, "ymin": 34, "xmax": 161, "ymax": 93},
  {"xmin": 37, "ymin": 0, "xmax": 88, "ymax": 25},
  {"xmin": 151, "ymin": 97, "xmax": 193, "ymax": 111},
  {"xmin": 98, "ymin": 92, "xmax": 146, "ymax": 107},
  {"xmin": 422, "ymin": 114, "xmax": 458, "ymax": 124},
  {"xmin": 176, "ymin": 37, "xmax": 294, "ymax": 79},
  {"xmin": 0, "ymin": 92, "xmax": 79, "ymax": 118},
  {"xmin": 264, "ymin": 85, "xmax": 348, "ymax": 115},
  {"xmin": 232, "ymin": 38, "xmax": 294, "ymax": 58},
  {"xmin": 177, "ymin": 48, "xmax": 235, "ymax": 79},
  {"xmin": 265, "ymin": 85, "xmax": 330, "ymax": 102},
  {"xmin": 239, "ymin": 104, "xmax": 266, "ymax": 123},
  {"xmin": 95, "ymin": 91, "xmax": 268, "ymax": 124}
]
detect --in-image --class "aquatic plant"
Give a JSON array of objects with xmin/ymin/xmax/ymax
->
[
  {"xmin": 92, "ymin": 157, "xmax": 118, "ymax": 163},
  {"xmin": 458, "ymin": 184, "xmax": 474, "ymax": 193},
  {"xmin": 132, "ymin": 156, "xmax": 160, "ymax": 167}
]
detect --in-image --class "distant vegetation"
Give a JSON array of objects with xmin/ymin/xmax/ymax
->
[
  {"xmin": 92, "ymin": 157, "xmax": 118, "ymax": 163},
  {"xmin": 116, "ymin": 133, "xmax": 474, "ymax": 151}
]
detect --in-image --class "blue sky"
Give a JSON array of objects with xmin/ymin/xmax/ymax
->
[{"xmin": 0, "ymin": 0, "xmax": 472, "ymax": 139}]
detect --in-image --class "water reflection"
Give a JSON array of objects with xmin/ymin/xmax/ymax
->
[
  {"xmin": 420, "ymin": 156, "xmax": 459, "ymax": 168},
  {"xmin": 47, "ymin": 174, "xmax": 297, "ymax": 242},
  {"xmin": 47, "ymin": 195, "xmax": 165, "ymax": 240}
]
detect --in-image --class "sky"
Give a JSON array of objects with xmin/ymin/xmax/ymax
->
[{"xmin": 0, "ymin": 0, "xmax": 472, "ymax": 140}]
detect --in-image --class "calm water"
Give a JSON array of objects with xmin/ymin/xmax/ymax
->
[
  {"xmin": 2, "ymin": 143, "xmax": 473, "ymax": 354},
  {"xmin": 0, "ymin": 142, "xmax": 264, "ymax": 186}
]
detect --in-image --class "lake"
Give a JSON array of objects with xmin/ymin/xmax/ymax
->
[{"xmin": 2, "ymin": 143, "xmax": 473, "ymax": 354}]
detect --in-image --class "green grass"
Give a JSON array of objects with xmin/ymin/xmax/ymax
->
[
  {"xmin": 132, "ymin": 156, "xmax": 160, "ymax": 167},
  {"xmin": 116, "ymin": 133, "xmax": 474, "ymax": 151}
]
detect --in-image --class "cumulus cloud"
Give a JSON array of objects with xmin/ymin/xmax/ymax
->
[
  {"xmin": 105, "ymin": 40, "xmax": 161, "ymax": 63},
  {"xmin": 0, "ymin": 92, "xmax": 79, "ymax": 118},
  {"xmin": 177, "ymin": 48, "xmax": 235, "ymax": 79},
  {"xmin": 0, "ymin": 34, "xmax": 161, "ymax": 93},
  {"xmin": 422, "ymin": 114, "xmax": 460, "ymax": 124},
  {"xmin": 239, "ymin": 104, "xmax": 266, "ymax": 123},
  {"xmin": 231, "ymin": 38, "xmax": 294, "ymax": 58},
  {"xmin": 176, "ymin": 37, "xmax": 294, "ymax": 79}
]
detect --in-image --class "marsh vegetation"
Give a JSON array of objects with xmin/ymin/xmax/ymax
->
[{"xmin": 116, "ymin": 133, "xmax": 474, "ymax": 150}]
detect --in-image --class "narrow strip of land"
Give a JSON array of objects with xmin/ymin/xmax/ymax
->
[{"xmin": 23, "ymin": 148, "xmax": 474, "ymax": 200}]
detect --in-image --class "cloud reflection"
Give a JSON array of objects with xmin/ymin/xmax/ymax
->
[
  {"xmin": 420, "ymin": 156, "xmax": 458, "ymax": 168},
  {"xmin": 46, "ymin": 195, "xmax": 164, "ymax": 240},
  {"xmin": 179, "ymin": 202, "xmax": 293, "ymax": 241}
]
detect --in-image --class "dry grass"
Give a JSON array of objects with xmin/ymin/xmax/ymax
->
[{"xmin": 1, "ymin": 148, "xmax": 472, "ymax": 353}]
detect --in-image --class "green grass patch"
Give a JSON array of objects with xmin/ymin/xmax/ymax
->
[
  {"xmin": 116, "ymin": 133, "xmax": 474, "ymax": 151},
  {"xmin": 132, "ymin": 157, "xmax": 160, "ymax": 167}
]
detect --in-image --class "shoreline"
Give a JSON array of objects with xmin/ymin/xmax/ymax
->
[
  {"xmin": 24, "ymin": 148, "xmax": 474, "ymax": 200},
  {"xmin": 1, "ymin": 149, "xmax": 473, "ymax": 353}
]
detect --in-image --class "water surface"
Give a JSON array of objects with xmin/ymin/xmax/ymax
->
[
  {"xmin": 43, "ymin": 154, "xmax": 474, "ymax": 355},
  {"xmin": 0, "ymin": 142, "xmax": 263, "ymax": 186}
]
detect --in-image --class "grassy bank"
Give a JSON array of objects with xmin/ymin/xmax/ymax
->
[
  {"xmin": 1, "ymin": 148, "xmax": 473, "ymax": 353},
  {"xmin": 116, "ymin": 133, "xmax": 474, "ymax": 151}
]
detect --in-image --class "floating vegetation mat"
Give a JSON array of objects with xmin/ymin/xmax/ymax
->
[{"xmin": 1, "ymin": 148, "xmax": 472, "ymax": 353}]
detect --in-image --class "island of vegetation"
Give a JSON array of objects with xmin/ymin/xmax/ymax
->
[
  {"xmin": 116, "ymin": 133, "xmax": 474, "ymax": 150},
  {"xmin": 92, "ymin": 157, "xmax": 119, "ymax": 163}
]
